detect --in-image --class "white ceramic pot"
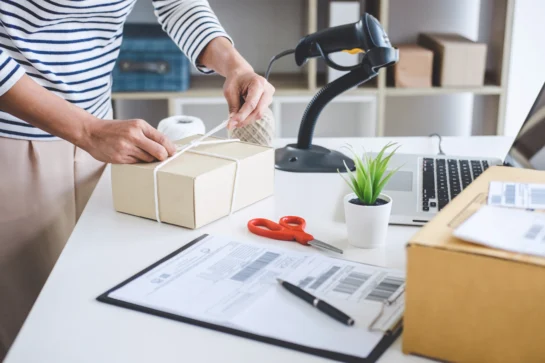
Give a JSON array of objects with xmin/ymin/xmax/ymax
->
[{"xmin": 343, "ymin": 193, "xmax": 392, "ymax": 248}]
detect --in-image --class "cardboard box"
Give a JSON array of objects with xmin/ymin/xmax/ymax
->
[
  {"xmin": 111, "ymin": 135, "xmax": 274, "ymax": 229},
  {"xmin": 418, "ymin": 33, "xmax": 487, "ymax": 87},
  {"xmin": 391, "ymin": 44, "xmax": 433, "ymax": 88},
  {"xmin": 403, "ymin": 166, "xmax": 545, "ymax": 363}
]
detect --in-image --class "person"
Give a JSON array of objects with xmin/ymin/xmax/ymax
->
[{"xmin": 0, "ymin": 0, "xmax": 274, "ymax": 359}]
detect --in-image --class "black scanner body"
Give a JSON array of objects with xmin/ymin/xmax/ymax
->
[{"xmin": 294, "ymin": 13, "xmax": 392, "ymax": 67}]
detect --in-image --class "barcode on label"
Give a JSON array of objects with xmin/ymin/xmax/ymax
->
[
  {"xmin": 366, "ymin": 276, "xmax": 405, "ymax": 302},
  {"xmin": 332, "ymin": 271, "xmax": 371, "ymax": 295},
  {"xmin": 505, "ymin": 184, "xmax": 516, "ymax": 205},
  {"xmin": 310, "ymin": 266, "xmax": 340, "ymax": 290},
  {"xmin": 231, "ymin": 252, "xmax": 280, "ymax": 282},
  {"xmin": 490, "ymin": 195, "xmax": 502, "ymax": 205},
  {"xmin": 524, "ymin": 224, "xmax": 544, "ymax": 240},
  {"xmin": 530, "ymin": 187, "xmax": 545, "ymax": 205},
  {"xmin": 298, "ymin": 277, "xmax": 314, "ymax": 289}
]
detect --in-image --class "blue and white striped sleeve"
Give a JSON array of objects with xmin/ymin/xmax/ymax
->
[
  {"xmin": 0, "ymin": 50, "xmax": 25, "ymax": 97},
  {"xmin": 153, "ymin": 0, "xmax": 233, "ymax": 74}
]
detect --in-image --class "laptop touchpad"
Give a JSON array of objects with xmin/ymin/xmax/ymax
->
[{"xmin": 384, "ymin": 171, "xmax": 413, "ymax": 192}]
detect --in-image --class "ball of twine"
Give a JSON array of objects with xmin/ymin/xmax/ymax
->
[
  {"xmin": 157, "ymin": 115, "xmax": 206, "ymax": 142},
  {"xmin": 228, "ymin": 107, "xmax": 275, "ymax": 146}
]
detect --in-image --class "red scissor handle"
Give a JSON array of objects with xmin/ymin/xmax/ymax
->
[
  {"xmin": 279, "ymin": 216, "xmax": 306, "ymax": 231},
  {"xmin": 247, "ymin": 217, "xmax": 314, "ymax": 245}
]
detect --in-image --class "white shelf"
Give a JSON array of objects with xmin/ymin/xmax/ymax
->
[{"xmin": 385, "ymin": 85, "xmax": 503, "ymax": 97}]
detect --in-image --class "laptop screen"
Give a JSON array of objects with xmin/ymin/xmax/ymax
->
[{"xmin": 504, "ymin": 83, "xmax": 545, "ymax": 169}]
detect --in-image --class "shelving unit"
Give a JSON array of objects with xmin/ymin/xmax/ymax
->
[{"xmin": 113, "ymin": 0, "xmax": 514, "ymax": 138}]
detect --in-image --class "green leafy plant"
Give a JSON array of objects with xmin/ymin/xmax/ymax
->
[{"xmin": 339, "ymin": 142, "xmax": 401, "ymax": 205}]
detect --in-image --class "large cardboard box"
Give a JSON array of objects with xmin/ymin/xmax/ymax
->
[
  {"xmin": 403, "ymin": 166, "xmax": 545, "ymax": 362},
  {"xmin": 418, "ymin": 33, "xmax": 487, "ymax": 87},
  {"xmin": 391, "ymin": 44, "xmax": 433, "ymax": 88},
  {"xmin": 111, "ymin": 135, "xmax": 274, "ymax": 229}
]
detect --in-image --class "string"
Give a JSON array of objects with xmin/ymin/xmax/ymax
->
[{"xmin": 152, "ymin": 120, "xmax": 240, "ymax": 223}]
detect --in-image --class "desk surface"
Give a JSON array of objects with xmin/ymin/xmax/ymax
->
[{"xmin": 5, "ymin": 136, "xmax": 513, "ymax": 363}]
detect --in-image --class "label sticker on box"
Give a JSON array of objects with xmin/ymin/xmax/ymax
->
[
  {"xmin": 454, "ymin": 205, "xmax": 545, "ymax": 258},
  {"xmin": 488, "ymin": 181, "xmax": 545, "ymax": 210}
]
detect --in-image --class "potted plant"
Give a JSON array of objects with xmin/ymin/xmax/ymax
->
[{"xmin": 339, "ymin": 142, "xmax": 400, "ymax": 248}]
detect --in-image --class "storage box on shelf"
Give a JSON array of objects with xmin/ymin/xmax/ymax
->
[
  {"xmin": 389, "ymin": 44, "xmax": 433, "ymax": 88},
  {"xmin": 417, "ymin": 33, "xmax": 488, "ymax": 87},
  {"xmin": 112, "ymin": 24, "xmax": 190, "ymax": 93}
]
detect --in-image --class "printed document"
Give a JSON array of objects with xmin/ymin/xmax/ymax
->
[
  {"xmin": 108, "ymin": 235, "xmax": 405, "ymax": 359},
  {"xmin": 488, "ymin": 181, "xmax": 545, "ymax": 210},
  {"xmin": 454, "ymin": 205, "xmax": 545, "ymax": 257}
]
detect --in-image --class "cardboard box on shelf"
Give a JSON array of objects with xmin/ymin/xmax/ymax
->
[
  {"xmin": 111, "ymin": 135, "xmax": 274, "ymax": 229},
  {"xmin": 391, "ymin": 44, "xmax": 433, "ymax": 88},
  {"xmin": 417, "ymin": 33, "xmax": 487, "ymax": 87},
  {"xmin": 403, "ymin": 166, "xmax": 545, "ymax": 363}
]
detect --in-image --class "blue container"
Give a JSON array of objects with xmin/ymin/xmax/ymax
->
[{"xmin": 112, "ymin": 24, "xmax": 190, "ymax": 92}]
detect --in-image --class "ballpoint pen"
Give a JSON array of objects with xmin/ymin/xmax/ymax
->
[{"xmin": 277, "ymin": 278, "xmax": 355, "ymax": 326}]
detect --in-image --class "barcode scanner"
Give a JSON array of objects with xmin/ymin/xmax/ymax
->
[
  {"xmin": 267, "ymin": 13, "xmax": 398, "ymax": 173},
  {"xmin": 294, "ymin": 13, "xmax": 394, "ymax": 68}
]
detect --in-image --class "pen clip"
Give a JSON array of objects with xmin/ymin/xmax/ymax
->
[{"xmin": 367, "ymin": 283, "xmax": 406, "ymax": 333}]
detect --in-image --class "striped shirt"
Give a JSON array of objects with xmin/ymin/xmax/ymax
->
[{"xmin": 0, "ymin": 0, "xmax": 231, "ymax": 140}]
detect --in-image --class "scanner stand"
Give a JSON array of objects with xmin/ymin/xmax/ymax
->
[{"xmin": 275, "ymin": 47, "xmax": 398, "ymax": 173}]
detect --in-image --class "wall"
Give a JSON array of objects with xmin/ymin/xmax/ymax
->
[{"xmin": 504, "ymin": 0, "xmax": 545, "ymax": 137}]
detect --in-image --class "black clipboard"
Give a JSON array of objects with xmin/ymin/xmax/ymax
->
[{"xmin": 97, "ymin": 234, "xmax": 403, "ymax": 363}]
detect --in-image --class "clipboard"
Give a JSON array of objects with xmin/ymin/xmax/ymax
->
[{"xmin": 97, "ymin": 234, "xmax": 403, "ymax": 363}]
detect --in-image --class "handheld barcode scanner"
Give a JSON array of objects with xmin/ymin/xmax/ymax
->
[
  {"xmin": 294, "ymin": 12, "xmax": 394, "ymax": 67},
  {"xmin": 269, "ymin": 13, "xmax": 398, "ymax": 173}
]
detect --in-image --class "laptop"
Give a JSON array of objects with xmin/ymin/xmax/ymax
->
[{"xmin": 381, "ymin": 82, "xmax": 545, "ymax": 226}]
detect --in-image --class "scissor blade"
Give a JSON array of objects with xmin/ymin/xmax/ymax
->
[{"xmin": 309, "ymin": 240, "xmax": 343, "ymax": 254}]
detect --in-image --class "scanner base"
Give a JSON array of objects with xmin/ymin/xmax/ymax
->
[{"xmin": 275, "ymin": 144, "xmax": 355, "ymax": 173}]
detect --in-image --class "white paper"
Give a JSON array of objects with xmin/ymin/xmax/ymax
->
[
  {"xmin": 488, "ymin": 181, "xmax": 545, "ymax": 210},
  {"xmin": 108, "ymin": 235, "xmax": 405, "ymax": 359},
  {"xmin": 454, "ymin": 205, "xmax": 545, "ymax": 257}
]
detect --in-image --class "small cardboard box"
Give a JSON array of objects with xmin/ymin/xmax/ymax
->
[
  {"xmin": 418, "ymin": 33, "xmax": 487, "ymax": 87},
  {"xmin": 403, "ymin": 166, "xmax": 545, "ymax": 363},
  {"xmin": 111, "ymin": 135, "xmax": 274, "ymax": 229},
  {"xmin": 391, "ymin": 44, "xmax": 433, "ymax": 88}
]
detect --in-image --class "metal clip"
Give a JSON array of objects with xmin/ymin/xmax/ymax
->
[{"xmin": 367, "ymin": 283, "xmax": 405, "ymax": 333}]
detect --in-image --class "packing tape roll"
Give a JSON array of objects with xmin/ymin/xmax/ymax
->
[{"xmin": 157, "ymin": 115, "xmax": 206, "ymax": 142}]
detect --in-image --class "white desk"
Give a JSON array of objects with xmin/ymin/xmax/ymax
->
[{"xmin": 5, "ymin": 136, "xmax": 513, "ymax": 363}]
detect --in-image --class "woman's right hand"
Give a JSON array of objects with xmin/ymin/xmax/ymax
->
[{"xmin": 80, "ymin": 118, "xmax": 176, "ymax": 164}]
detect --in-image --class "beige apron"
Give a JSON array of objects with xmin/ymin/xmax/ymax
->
[{"xmin": 0, "ymin": 136, "xmax": 105, "ymax": 360}]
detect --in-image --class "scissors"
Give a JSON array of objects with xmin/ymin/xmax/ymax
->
[{"xmin": 247, "ymin": 216, "xmax": 343, "ymax": 254}]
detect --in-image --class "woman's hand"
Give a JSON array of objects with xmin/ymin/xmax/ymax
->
[
  {"xmin": 81, "ymin": 118, "xmax": 176, "ymax": 164},
  {"xmin": 197, "ymin": 37, "xmax": 275, "ymax": 130},
  {"xmin": 223, "ymin": 68, "xmax": 275, "ymax": 130}
]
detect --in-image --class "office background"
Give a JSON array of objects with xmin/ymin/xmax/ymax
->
[{"xmin": 113, "ymin": 0, "xmax": 545, "ymax": 140}]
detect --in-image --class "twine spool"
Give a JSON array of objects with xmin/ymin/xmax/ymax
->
[
  {"xmin": 228, "ymin": 107, "xmax": 275, "ymax": 146},
  {"xmin": 157, "ymin": 115, "xmax": 206, "ymax": 142}
]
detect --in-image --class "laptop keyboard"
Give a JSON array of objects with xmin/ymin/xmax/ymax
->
[{"xmin": 422, "ymin": 158, "xmax": 490, "ymax": 212}]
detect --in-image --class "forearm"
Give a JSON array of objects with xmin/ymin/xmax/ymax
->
[
  {"xmin": 152, "ymin": 0, "xmax": 274, "ymax": 128},
  {"xmin": 0, "ymin": 74, "xmax": 94, "ymax": 147},
  {"xmin": 197, "ymin": 37, "xmax": 253, "ymax": 77},
  {"xmin": 0, "ymin": 74, "xmax": 175, "ymax": 164}
]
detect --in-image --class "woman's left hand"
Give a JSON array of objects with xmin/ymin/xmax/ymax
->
[{"xmin": 223, "ymin": 68, "xmax": 275, "ymax": 130}]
